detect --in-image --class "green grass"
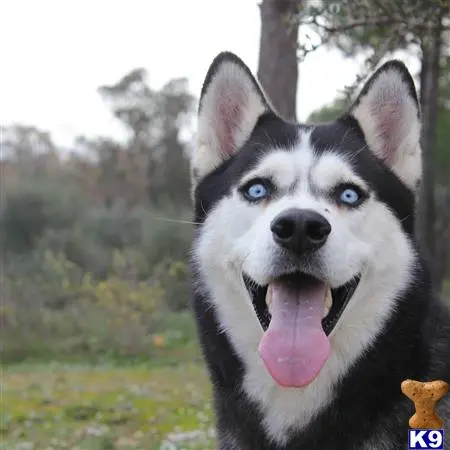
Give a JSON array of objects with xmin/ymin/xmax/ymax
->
[{"xmin": 2, "ymin": 362, "xmax": 215, "ymax": 450}]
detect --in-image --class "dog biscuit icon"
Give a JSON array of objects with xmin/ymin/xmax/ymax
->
[{"xmin": 401, "ymin": 379, "xmax": 449, "ymax": 429}]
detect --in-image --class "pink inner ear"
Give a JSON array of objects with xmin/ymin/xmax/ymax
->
[
  {"xmin": 215, "ymin": 85, "xmax": 247, "ymax": 157},
  {"xmin": 374, "ymin": 103, "xmax": 403, "ymax": 165}
]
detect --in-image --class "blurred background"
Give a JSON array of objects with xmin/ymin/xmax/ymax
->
[{"xmin": 1, "ymin": 1, "xmax": 449, "ymax": 449}]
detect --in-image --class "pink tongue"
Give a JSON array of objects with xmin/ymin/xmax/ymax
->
[{"xmin": 258, "ymin": 277, "xmax": 330, "ymax": 388}]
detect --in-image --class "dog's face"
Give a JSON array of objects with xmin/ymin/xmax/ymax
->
[{"xmin": 191, "ymin": 53, "xmax": 421, "ymax": 391}]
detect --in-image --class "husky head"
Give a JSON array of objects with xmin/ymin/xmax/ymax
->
[{"xmin": 191, "ymin": 52, "xmax": 421, "ymax": 396}]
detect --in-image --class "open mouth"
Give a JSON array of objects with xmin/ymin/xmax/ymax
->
[
  {"xmin": 243, "ymin": 272, "xmax": 360, "ymax": 335},
  {"xmin": 243, "ymin": 271, "xmax": 360, "ymax": 388}
]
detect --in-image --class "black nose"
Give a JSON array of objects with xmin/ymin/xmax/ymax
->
[{"xmin": 270, "ymin": 208, "xmax": 331, "ymax": 254}]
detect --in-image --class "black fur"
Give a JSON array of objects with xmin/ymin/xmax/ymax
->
[{"xmin": 190, "ymin": 53, "xmax": 450, "ymax": 449}]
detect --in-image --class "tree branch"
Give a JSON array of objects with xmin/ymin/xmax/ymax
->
[{"xmin": 308, "ymin": 16, "xmax": 450, "ymax": 34}]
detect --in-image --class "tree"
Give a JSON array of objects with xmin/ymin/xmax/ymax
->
[
  {"xmin": 257, "ymin": 0, "xmax": 302, "ymax": 120},
  {"xmin": 306, "ymin": 96, "xmax": 349, "ymax": 123},
  {"xmin": 73, "ymin": 136, "xmax": 145, "ymax": 207},
  {"xmin": 0, "ymin": 124, "xmax": 61, "ymax": 179},
  {"xmin": 98, "ymin": 70, "xmax": 195, "ymax": 207}
]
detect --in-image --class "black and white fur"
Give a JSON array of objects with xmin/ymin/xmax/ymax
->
[{"xmin": 189, "ymin": 52, "xmax": 450, "ymax": 449}]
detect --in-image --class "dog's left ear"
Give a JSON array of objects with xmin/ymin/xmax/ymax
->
[
  {"xmin": 192, "ymin": 52, "xmax": 271, "ymax": 185},
  {"xmin": 349, "ymin": 60, "xmax": 422, "ymax": 190}
]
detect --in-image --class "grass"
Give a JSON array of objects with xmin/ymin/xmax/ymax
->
[
  {"xmin": 2, "ymin": 362, "xmax": 215, "ymax": 450},
  {"xmin": 1, "ymin": 310, "xmax": 216, "ymax": 449}
]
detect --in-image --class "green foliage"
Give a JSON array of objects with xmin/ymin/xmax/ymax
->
[
  {"xmin": 306, "ymin": 96, "xmax": 350, "ymax": 123},
  {"xmin": 300, "ymin": 1, "xmax": 427, "ymax": 56},
  {"xmin": 0, "ymin": 177, "xmax": 84, "ymax": 252},
  {"xmin": 3, "ymin": 249, "xmax": 164, "ymax": 362},
  {"xmin": 297, "ymin": 1, "xmax": 449, "ymax": 99},
  {"xmin": 1, "ymin": 175, "xmax": 195, "ymax": 363},
  {"xmin": 3, "ymin": 249, "xmax": 193, "ymax": 363}
]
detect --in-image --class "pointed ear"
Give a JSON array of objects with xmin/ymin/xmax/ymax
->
[
  {"xmin": 349, "ymin": 60, "xmax": 422, "ymax": 190},
  {"xmin": 192, "ymin": 52, "xmax": 271, "ymax": 184}
]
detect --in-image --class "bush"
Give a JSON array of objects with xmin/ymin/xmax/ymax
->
[
  {"xmin": 2, "ymin": 250, "xmax": 166, "ymax": 363},
  {"xmin": 1, "ymin": 176, "xmax": 197, "ymax": 362},
  {"xmin": 0, "ymin": 177, "xmax": 85, "ymax": 252}
]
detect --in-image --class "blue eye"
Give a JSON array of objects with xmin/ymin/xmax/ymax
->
[
  {"xmin": 339, "ymin": 186, "xmax": 363, "ymax": 206},
  {"xmin": 242, "ymin": 180, "xmax": 271, "ymax": 202},
  {"xmin": 247, "ymin": 183, "xmax": 267, "ymax": 199}
]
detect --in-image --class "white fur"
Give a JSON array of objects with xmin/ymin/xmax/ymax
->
[
  {"xmin": 193, "ymin": 131, "xmax": 417, "ymax": 444},
  {"xmin": 193, "ymin": 60, "xmax": 268, "ymax": 182},
  {"xmin": 351, "ymin": 68, "xmax": 421, "ymax": 189},
  {"xmin": 312, "ymin": 152, "xmax": 370, "ymax": 193}
]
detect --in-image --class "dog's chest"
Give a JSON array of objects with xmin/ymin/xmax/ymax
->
[{"xmin": 241, "ymin": 364, "xmax": 335, "ymax": 444}]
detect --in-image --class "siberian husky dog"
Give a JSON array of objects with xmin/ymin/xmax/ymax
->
[{"xmin": 189, "ymin": 52, "xmax": 450, "ymax": 449}]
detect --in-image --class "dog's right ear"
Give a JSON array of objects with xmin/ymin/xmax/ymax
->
[
  {"xmin": 191, "ymin": 52, "xmax": 271, "ymax": 185},
  {"xmin": 349, "ymin": 60, "xmax": 422, "ymax": 190}
]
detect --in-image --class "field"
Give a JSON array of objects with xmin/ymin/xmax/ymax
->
[{"xmin": 2, "ymin": 361, "xmax": 215, "ymax": 450}]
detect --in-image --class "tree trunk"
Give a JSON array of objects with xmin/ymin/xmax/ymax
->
[
  {"xmin": 416, "ymin": 14, "xmax": 443, "ymax": 291},
  {"xmin": 257, "ymin": 0, "xmax": 300, "ymax": 121}
]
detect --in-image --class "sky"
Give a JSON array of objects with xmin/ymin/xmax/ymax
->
[{"xmin": 2, "ymin": 1, "xmax": 375, "ymax": 147}]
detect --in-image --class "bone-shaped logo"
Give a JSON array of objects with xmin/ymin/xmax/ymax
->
[{"xmin": 401, "ymin": 379, "xmax": 449, "ymax": 429}]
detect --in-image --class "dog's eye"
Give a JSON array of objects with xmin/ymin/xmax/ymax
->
[
  {"xmin": 340, "ymin": 188, "xmax": 359, "ymax": 204},
  {"xmin": 247, "ymin": 183, "xmax": 267, "ymax": 200},
  {"xmin": 240, "ymin": 179, "xmax": 272, "ymax": 202},
  {"xmin": 336, "ymin": 184, "xmax": 366, "ymax": 207}
]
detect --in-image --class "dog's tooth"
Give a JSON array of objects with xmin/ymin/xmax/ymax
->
[
  {"xmin": 265, "ymin": 286, "xmax": 272, "ymax": 312},
  {"xmin": 324, "ymin": 287, "xmax": 332, "ymax": 318},
  {"xmin": 325, "ymin": 287, "xmax": 332, "ymax": 309}
]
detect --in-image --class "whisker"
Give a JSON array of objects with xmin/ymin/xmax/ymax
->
[
  {"xmin": 155, "ymin": 217, "xmax": 202, "ymax": 225},
  {"xmin": 337, "ymin": 128, "xmax": 352, "ymax": 148}
]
